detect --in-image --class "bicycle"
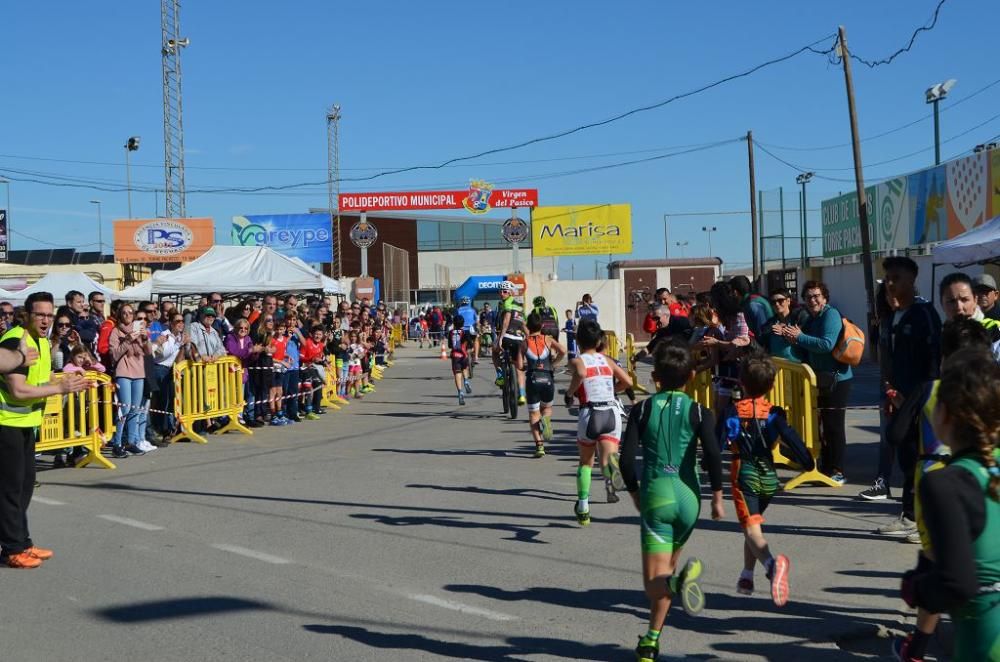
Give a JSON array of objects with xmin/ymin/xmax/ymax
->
[{"xmin": 497, "ymin": 345, "xmax": 518, "ymax": 419}]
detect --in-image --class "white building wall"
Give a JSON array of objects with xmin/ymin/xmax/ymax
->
[
  {"xmin": 418, "ymin": 249, "xmax": 519, "ymax": 289},
  {"xmin": 522, "ymin": 274, "xmax": 626, "ymax": 340}
]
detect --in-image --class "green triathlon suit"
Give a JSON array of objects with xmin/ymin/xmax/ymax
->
[
  {"xmin": 620, "ymin": 391, "xmax": 722, "ymax": 554},
  {"xmin": 915, "ymin": 451, "xmax": 1000, "ymax": 661}
]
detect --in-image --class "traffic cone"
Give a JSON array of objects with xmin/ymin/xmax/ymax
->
[{"xmin": 440, "ymin": 344, "xmax": 448, "ymax": 360}]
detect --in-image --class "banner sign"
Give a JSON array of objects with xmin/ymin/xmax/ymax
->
[
  {"xmin": 0, "ymin": 209, "xmax": 7, "ymax": 262},
  {"xmin": 114, "ymin": 218, "xmax": 214, "ymax": 263},
  {"xmin": 531, "ymin": 204, "xmax": 632, "ymax": 257},
  {"xmin": 232, "ymin": 214, "xmax": 332, "ymax": 262},
  {"xmin": 339, "ymin": 182, "xmax": 538, "ymax": 214},
  {"xmin": 821, "ymin": 149, "xmax": 1000, "ymax": 257}
]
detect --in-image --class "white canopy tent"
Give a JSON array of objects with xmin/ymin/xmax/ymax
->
[
  {"xmin": 932, "ymin": 213, "xmax": 1000, "ymax": 266},
  {"xmin": 2, "ymin": 272, "xmax": 119, "ymax": 304},
  {"xmin": 288, "ymin": 257, "xmax": 344, "ymax": 295},
  {"xmin": 117, "ymin": 279, "xmax": 153, "ymax": 300},
  {"xmin": 144, "ymin": 245, "xmax": 328, "ymax": 295}
]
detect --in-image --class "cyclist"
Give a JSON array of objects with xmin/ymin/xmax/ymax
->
[
  {"xmin": 493, "ymin": 282, "xmax": 527, "ymax": 405},
  {"xmin": 456, "ymin": 296, "xmax": 480, "ymax": 363},
  {"xmin": 478, "ymin": 303, "xmax": 495, "ymax": 358},
  {"xmin": 522, "ymin": 312, "xmax": 567, "ymax": 458},
  {"xmin": 531, "ymin": 296, "xmax": 560, "ymax": 340}
]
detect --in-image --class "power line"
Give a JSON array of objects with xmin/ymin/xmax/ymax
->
[{"xmin": 846, "ymin": 0, "xmax": 949, "ymax": 68}]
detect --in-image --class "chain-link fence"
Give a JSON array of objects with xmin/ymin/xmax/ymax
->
[{"xmin": 759, "ymin": 187, "xmax": 824, "ymax": 269}]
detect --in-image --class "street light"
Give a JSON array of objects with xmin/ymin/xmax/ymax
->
[
  {"xmin": 925, "ymin": 79, "xmax": 956, "ymax": 166},
  {"xmin": 796, "ymin": 171, "xmax": 814, "ymax": 267},
  {"xmin": 675, "ymin": 240, "xmax": 689, "ymax": 257},
  {"xmin": 124, "ymin": 136, "xmax": 140, "ymax": 218},
  {"xmin": 89, "ymin": 200, "xmax": 103, "ymax": 260},
  {"xmin": 702, "ymin": 226, "xmax": 717, "ymax": 257}
]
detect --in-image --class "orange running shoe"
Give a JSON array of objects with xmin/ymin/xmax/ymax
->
[
  {"xmin": 769, "ymin": 554, "xmax": 791, "ymax": 607},
  {"xmin": 5, "ymin": 552, "xmax": 43, "ymax": 569},
  {"xmin": 26, "ymin": 546, "xmax": 54, "ymax": 560}
]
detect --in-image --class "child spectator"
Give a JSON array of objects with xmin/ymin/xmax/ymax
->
[{"xmin": 564, "ymin": 309, "xmax": 577, "ymax": 360}]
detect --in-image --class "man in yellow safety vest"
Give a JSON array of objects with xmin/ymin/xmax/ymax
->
[{"xmin": 0, "ymin": 292, "xmax": 89, "ymax": 569}]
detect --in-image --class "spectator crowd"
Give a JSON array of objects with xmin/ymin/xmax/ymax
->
[{"xmin": 0, "ymin": 290, "xmax": 398, "ymax": 463}]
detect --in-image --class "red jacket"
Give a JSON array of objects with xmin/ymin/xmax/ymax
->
[
  {"xmin": 97, "ymin": 318, "xmax": 116, "ymax": 364},
  {"xmin": 300, "ymin": 338, "xmax": 325, "ymax": 365}
]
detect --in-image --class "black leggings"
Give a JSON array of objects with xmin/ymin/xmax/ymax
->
[{"xmin": 817, "ymin": 379, "xmax": 852, "ymax": 475}]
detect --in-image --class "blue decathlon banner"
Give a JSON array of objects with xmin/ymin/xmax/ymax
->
[{"xmin": 232, "ymin": 214, "xmax": 332, "ymax": 262}]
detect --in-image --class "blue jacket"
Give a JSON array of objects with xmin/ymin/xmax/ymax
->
[
  {"xmin": 798, "ymin": 304, "xmax": 852, "ymax": 382},
  {"xmin": 457, "ymin": 304, "xmax": 478, "ymax": 330}
]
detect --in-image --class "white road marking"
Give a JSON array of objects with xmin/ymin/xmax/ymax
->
[
  {"xmin": 211, "ymin": 544, "xmax": 291, "ymax": 565},
  {"xmin": 96, "ymin": 514, "xmax": 164, "ymax": 531},
  {"xmin": 31, "ymin": 496, "xmax": 65, "ymax": 506},
  {"xmin": 407, "ymin": 593, "xmax": 517, "ymax": 621}
]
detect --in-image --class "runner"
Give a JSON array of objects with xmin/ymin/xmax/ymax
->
[
  {"xmin": 619, "ymin": 341, "xmax": 725, "ymax": 662},
  {"xmin": 889, "ymin": 319, "xmax": 993, "ymax": 662},
  {"xmin": 531, "ymin": 296, "xmax": 560, "ymax": 340},
  {"xmin": 563, "ymin": 318, "xmax": 632, "ymax": 526},
  {"xmin": 456, "ymin": 297, "xmax": 480, "ymax": 363},
  {"xmin": 478, "ymin": 303, "xmax": 494, "ymax": 359},
  {"xmin": 448, "ymin": 314, "xmax": 472, "ymax": 406},
  {"xmin": 522, "ymin": 312, "xmax": 567, "ymax": 458},
  {"xmin": 901, "ymin": 347, "xmax": 1000, "ymax": 662},
  {"xmin": 493, "ymin": 282, "xmax": 527, "ymax": 405},
  {"xmin": 722, "ymin": 349, "xmax": 811, "ymax": 607}
]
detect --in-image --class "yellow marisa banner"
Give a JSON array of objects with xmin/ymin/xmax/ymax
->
[{"xmin": 531, "ymin": 204, "xmax": 632, "ymax": 257}]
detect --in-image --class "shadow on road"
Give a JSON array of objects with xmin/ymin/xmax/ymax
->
[
  {"xmin": 94, "ymin": 596, "xmax": 273, "ymax": 623},
  {"xmin": 349, "ymin": 512, "xmax": 574, "ymax": 544},
  {"xmin": 406, "ymin": 483, "xmax": 573, "ymax": 502}
]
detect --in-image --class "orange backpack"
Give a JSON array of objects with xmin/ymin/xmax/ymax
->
[{"xmin": 832, "ymin": 316, "xmax": 865, "ymax": 367}]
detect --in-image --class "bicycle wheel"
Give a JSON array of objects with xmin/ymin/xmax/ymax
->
[
  {"xmin": 500, "ymin": 359, "xmax": 510, "ymax": 414},
  {"xmin": 507, "ymin": 364, "xmax": 518, "ymax": 419}
]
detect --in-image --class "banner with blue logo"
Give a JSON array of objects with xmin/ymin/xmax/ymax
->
[{"xmin": 232, "ymin": 214, "xmax": 332, "ymax": 262}]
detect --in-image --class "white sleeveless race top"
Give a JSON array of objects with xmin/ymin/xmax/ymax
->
[{"xmin": 580, "ymin": 352, "xmax": 615, "ymax": 404}]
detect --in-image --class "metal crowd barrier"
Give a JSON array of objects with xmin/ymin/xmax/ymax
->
[
  {"xmin": 680, "ymin": 358, "xmax": 833, "ymax": 491},
  {"xmin": 39, "ymin": 371, "xmax": 116, "ymax": 469},
  {"xmin": 603, "ymin": 331, "xmax": 621, "ymax": 362},
  {"xmin": 171, "ymin": 356, "xmax": 252, "ymax": 444},
  {"xmin": 624, "ymin": 333, "xmax": 651, "ymax": 395}
]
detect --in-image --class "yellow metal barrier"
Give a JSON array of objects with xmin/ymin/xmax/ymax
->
[
  {"xmin": 39, "ymin": 371, "xmax": 116, "ymax": 469},
  {"xmin": 603, "ymin": 331, "xmax": 621, "ymax": 362},
  {"xmin": 682, "ymin": 358, "xmax": 836, "ymax": 491},
  {"xmin": 624, "ymin": 333, "xmax": 651, "ymax": 395},
  {"xmin": 171, "ymin": 356, "xmax": 252, "ymax": 444}
]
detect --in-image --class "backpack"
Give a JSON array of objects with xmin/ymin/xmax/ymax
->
[{"xmin": 832, "ymin": 315, "xmax": 866, "ymax": 366}]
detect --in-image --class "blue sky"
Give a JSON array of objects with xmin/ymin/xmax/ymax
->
[{"xmin": 2, "ymin": 0, "xmax": 996, "ymax": 277}]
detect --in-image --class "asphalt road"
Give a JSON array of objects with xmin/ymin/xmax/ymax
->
[{"xmin": 1, "ymin": 347, "xmax": 938, "ymax": 661}]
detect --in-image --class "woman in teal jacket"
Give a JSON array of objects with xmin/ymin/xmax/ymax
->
[{"xmin": 774, "ymin": 280, "xmax": 853, "ymax": 484}]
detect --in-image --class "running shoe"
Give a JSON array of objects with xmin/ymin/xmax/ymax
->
[
  {"xmin": 494, "ymin": 372, "xmax": 504, "ymax": 387},
  {"xmin": 769, "ymin": 554, "xmax": 791, "ymax": 607},
  {"xmin": 574, "ymin": 502, "xmax": 591, "ymax": 527},
  {"xmin": 540, "ymin": 416, "xmax": 553, "ymax": 442},
  {"xmin": 270, "ymin": 416, "xmax": 288, "ymax": 426},
  {"xmin": 676, "ymin": 557, "xmax": 706, "ymax": 616},
  {"xmin": 603, "ymin": 453, "xmax": 626, "ymax": 491},
  {"xmin": 876, "ymin": 514, "xmax": 918, "ymax": 537},
  {"xmin": 606, "ymin": 480, "xmax": 620, "ymax": 504},
  {"xmin": 305, "ymin": 412, "xmax": 321, "ymax": 421},
  {"xmin": 737, "ymin": 576, "xmax": 754, "ymax": 596},
  {"xmin": 458, "ymin": 393, "xmax": 466, "ymax": 406},
  {"xmin": 904, "ymin": 530, "xmax": 922, "ymax": 545},
  {"xmin": 464, "ymin": 380, "xmax": 472, "ymax": 394},
  {"xmin": 517, "ymin": 395, "xmax": 526, "ymax": 405},
  {"xmin": 858, "ymin": 477, "xmax": 890, "ymax": 500},
  {"xmin": 829, "ymin": 472, "xmax": 846, "ymax": 486},
  {"xmin": 635, "ymin": 635, "xmax": 659, "ymax": 662},
  {"xmin": 111, "ymin": 446, "xmax": 129, "ymax": 459},
  {"xmin": 3, "ymin": 551, "xmax": 42, "ymax": 569},
  {"xmin": 891, "ymin": 634, "xmax": 922, "ymax": 661},
  {"xmin": 25, "ymin": 546, "xmax": 54, "ymax": 560},
  {"xmin": 533, "ymin": 444, "xmax": 545, "ymax": 458},
  {"xmin": 123, "ymin": 444, "xmax": 146, "ymax": 456}
]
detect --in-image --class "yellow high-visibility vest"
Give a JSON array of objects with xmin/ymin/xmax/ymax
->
[{"xmin": 0, "ymin": 326, "xmax": 52, "ymax": 428}]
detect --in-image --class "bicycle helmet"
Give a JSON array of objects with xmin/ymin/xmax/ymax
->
[
  {"xmin": 533, "ymin": 296, "xmax": 546, "ymax": 307},
  {"xmin": 460, "ymin": 296, "xmax": 471, "ymax": 305},
  {"xmin": 499, "ymin": 281, "xmax": 517, "ymax": 293}
]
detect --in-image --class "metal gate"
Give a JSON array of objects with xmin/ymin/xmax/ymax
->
[{"xmin": 382, "ymin": 243, "xmax": 411, "ymax": 304}]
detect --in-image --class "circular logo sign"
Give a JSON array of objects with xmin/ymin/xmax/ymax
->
[
  {"xmin": 502, "ymin": 217, "xmax": 528, "ymax": 244},
  {"xmin": 132, "ymin": 221, "xmax": 194, "ymax": 257},
  {"xmin": 350, "ymin": 220, "xmax": 378, "ymax": 248}
]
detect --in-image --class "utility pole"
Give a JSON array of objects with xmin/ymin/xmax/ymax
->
[
  {"xmin": 326, "ymin": 104, "xmax": 342, "ymax": 279},
  {"xmin": 796, "ymin": 172, "xmax": 814, "ymax": 268},
  {"xmin": 838, "ymin": 25, "xmax": 877, "ymax": 337},
  {"xmin": 747, "ymin": 131, "xmax": 760, "ymax": 285},
  {"xmin": 161, "ymin": 0, "xmax": 189, "ymax": 218},
  {"xmin": 125, "ymin": 136, "xmax": 140, "ymax": 218}
]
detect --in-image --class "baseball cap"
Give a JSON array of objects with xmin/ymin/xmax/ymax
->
[
  {"xmin": 200, "ymin": 306, "xmax": 217, "ymax": 317},
  {"xmin": 973, "ymin": 274, "xmax": 998, "ymax": 291}
]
